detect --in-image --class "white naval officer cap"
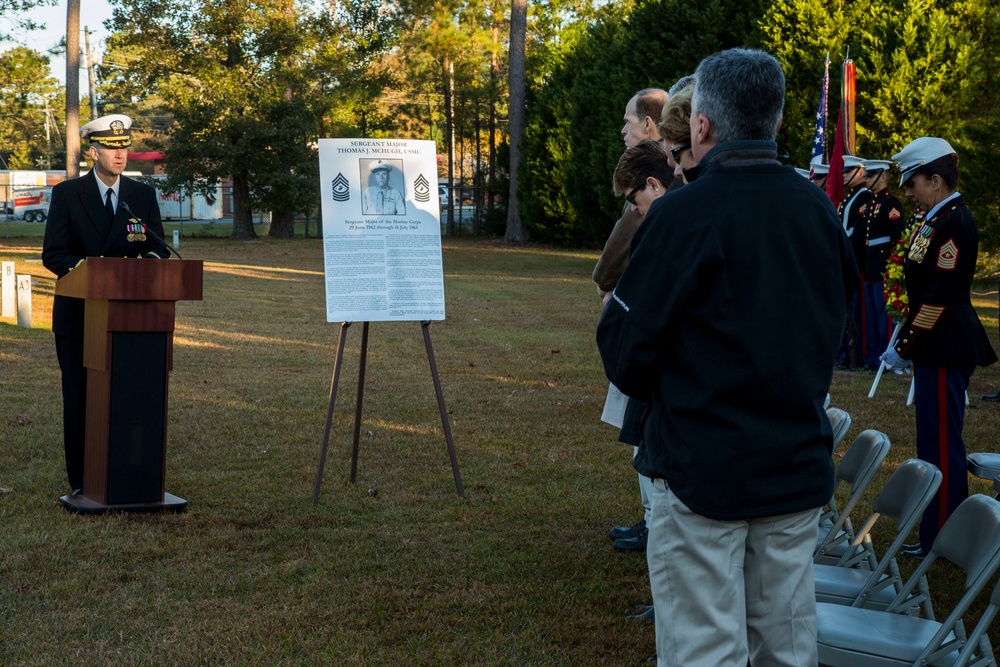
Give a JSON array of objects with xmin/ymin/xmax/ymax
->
[
  {"xmin": 892, "ymin": 137, "xmax": 956, "ymax": 187},
  {"xmin": 841, "ymin": 155, "xmax": 866, "ymax": 172},
  {"xmin": 808, "ymin": 156, "xmax": 830, "ymax": 177},
  {"xmin": 864, "ymin": 159, "xmax": 893, "ymax": 174},
  {"xmin": 80, "ymin": 114, "xmax": 133, "ymax": 148}
]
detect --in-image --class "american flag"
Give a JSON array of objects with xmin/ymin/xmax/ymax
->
[{"xmin": 811, "ymin": 53, "xmax": 830, "ymax": 167}]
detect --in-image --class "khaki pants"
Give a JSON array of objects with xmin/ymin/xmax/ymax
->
[{"xmin": 648, "ymin": 480, "xmax": 819, "ymax": 667}]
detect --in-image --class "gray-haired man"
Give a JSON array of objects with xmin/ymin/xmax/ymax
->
[{"xmin": 597, "ymin": 49, "xmax": 857, "ymax": 666}]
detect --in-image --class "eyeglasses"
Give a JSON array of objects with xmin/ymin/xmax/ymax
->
[
  {"xmin": 670, "ymin": 142, "xmax": 691, "ymax": 163},
  {"xmin": 625, "ymin": 184, "xmax": 646, "ymax": 206}
]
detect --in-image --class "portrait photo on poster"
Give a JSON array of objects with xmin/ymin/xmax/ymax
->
[{"xmin": 361, "ymin": 159, "xmax": 406, "ymax": 215}]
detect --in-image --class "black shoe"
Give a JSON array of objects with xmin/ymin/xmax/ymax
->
[
  {"xmin": 614, "ymin": 528, "xmax": 648, "ymax": 552},
  {"xmin": 901, "ymin": 545, "xmax": 927, "ymax": 560},
  {"xmin": 982, "ymin": 391, "xmax": 1000, "ymax": 403},
  {"xmin": 609, "ymin": 519, "xmax": 646, "ymax": 541}
]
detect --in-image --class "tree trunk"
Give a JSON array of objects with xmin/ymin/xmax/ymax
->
[
  {"xmin": 489, "ymin": 22, "xmax": 499, "ymax": 222},
  {"xmin": 270, "ymin": 209, "xmax": 296, "ymax": 238},
  {"xmin": 505, "ymin": 0, "xmax": 529, "ymax": 243},
  {"xmin": 65, "ymin": 0, "xmax": 80, "ymax": 179},
  {"xmin": 445, "ymin": 59, "xmax": 455, "ymax": 237},
  {"xmin": 231, "ymin": 173, "xmax": 257, "ymax": 239}
]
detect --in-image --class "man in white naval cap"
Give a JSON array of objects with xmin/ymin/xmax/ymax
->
[
  {"xmin": 860, "ymin": 158, "xmax": 905, "ymax": 367},
  {"xmin": 808, "ymin": 156, "xmax": 829, "ymax": 190},
  {"xmin": 362, "ymin": 160, "xmax": 406, "ymax": 215},
  {"xmin": 836, "ymin": 154, "xmax": 873, "ymax": 368},
  {"xmin": 41, "ymin": 113, "xmax": 165, "ymax": 496}
]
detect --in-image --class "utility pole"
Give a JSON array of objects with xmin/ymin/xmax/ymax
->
[
  {"xmin": 65, "ymin": 0, "xmax": 81, "ymax": 178},
  {"xmin": 84, "ymin": 26, "xmax": 99, "ymax": 118},
  {"xmin": 44, "ymin": 99, "xmax": 52, "ymax": 168}
]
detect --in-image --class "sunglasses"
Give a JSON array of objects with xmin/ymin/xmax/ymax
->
[
  {"xmin": 625, "ymin": 184, "xmax": 646, "ymax": 206},
  {"xmin": 670, "ymin": 142, "xmax": 691, "ymax": 163}
]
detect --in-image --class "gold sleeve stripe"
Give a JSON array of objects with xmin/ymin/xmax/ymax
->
[{"xmin": 912, "ymin": 304, "xmax": 945, "ymax": 330}]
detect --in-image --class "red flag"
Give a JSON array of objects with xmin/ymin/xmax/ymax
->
[
  {"xmin": 842, "ymin": 57, "xmax": 857, "ymax": 156},
  {"xmin": 826, "ymin": 105, "xmax": 845, "ymax": 206}
]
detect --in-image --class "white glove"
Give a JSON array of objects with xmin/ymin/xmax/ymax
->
[{"xmin": 880, "ymin": 348, "xmax": 909, "ymax": 370}]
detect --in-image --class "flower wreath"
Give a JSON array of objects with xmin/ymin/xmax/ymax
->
[{"xmin": 883, "ymin": 215, "xmax": 924, "ymax": 319}]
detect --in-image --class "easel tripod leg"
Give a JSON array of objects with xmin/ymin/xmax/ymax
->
[
  {"xmin": 422, "ymin": 321, "xmax": 465, "ymax": 497},
  {"xmin": 313, "ymin": 322, "xmax": 350, "ymax": 504},
  {"xmin": 350, "ymin": 322, "xmax": 370, "ymax": 483}
]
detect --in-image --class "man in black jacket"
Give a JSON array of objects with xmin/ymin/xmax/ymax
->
[
  {"xmin": 42, "ymin": 114, "xmax": 165, "ymax": 494},
  {"xmin": 597, "ymin": 49, "xmax": 857, "ymax": 666}
]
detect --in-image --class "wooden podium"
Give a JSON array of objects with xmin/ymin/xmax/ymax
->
[{"xmin": 55, "ymin": 257, "xmax": 203, "ymax": 513}]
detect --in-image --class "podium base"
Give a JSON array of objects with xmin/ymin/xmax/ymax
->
[{"xmin": 59, "ymin": 492, "xmax": 188, "ymax": 514}]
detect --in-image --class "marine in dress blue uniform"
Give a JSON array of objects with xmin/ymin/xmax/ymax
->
[
  {"xmin": 862, "ymin": 159, "xmax": 906, "ymax": 366},
  {"xmin": 881, "ymin": 137, "xmax": 997, "ymax": 554},
  {"xmin": 837, "ymin": 155, "xmax": 873, "ymax": 368},
  {"xmin": 42, "ymin": 114, "xmax": 165, "ymax": 493}
]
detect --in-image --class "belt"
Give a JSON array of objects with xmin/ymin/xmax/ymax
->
[{"xmin": 867, "ymin": 236, "xmax": 891, "ymax": 246}]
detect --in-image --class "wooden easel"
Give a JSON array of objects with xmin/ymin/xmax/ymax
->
[{"xmin": 312, "ymin": 321, "xmax": 465, "ymax": 503}]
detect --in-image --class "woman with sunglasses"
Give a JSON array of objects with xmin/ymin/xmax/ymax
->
[
  {"xmin": 657, "ymin": 81, "xmax": 697, "ymax": 182},
  {"xmin": 612, "ymin": 139, "xmax": 675, "ymax": 219}
]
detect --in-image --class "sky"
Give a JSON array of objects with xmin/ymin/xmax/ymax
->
[{"xmin": 10, "ymin": 0, "xmax": 116, "ymax": 87}]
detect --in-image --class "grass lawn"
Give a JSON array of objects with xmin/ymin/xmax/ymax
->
[{"xmin": 1, "ymin": 233, "xmax": 999, "ymax": 665}]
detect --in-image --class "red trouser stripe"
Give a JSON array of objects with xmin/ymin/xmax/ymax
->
[{"xmin": 938, "ymin": 366, "xmax": 949, "ymax": 530}]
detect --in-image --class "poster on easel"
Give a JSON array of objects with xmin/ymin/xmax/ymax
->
[{"xmin": 317, "ymin": 138, "xmax": 445, "ymax": 323}]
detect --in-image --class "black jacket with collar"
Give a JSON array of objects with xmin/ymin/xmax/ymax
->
[{"xmin": 598, "ymin": 141, "xmax": 858, "ymax": 521}]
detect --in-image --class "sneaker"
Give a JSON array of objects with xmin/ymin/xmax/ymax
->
[
  {"xmin": 901, "ymin": 545, "xmax": 927, "ymax": 560},
  {"xmin": 609, "ymin": 519, "xmax": 646, "ymax": 541},
  {"xmin": 614, "ymin": 527, "xmax": 648, "ymax": 552}
]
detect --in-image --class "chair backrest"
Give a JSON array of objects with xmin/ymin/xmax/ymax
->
[
  {"xmin": 934, "ymin": 494, "xmax": 1000, "ymax": 586},
  {"xmin": 826, "ymin": 407, "xmax": 852, "ymax": 453},
  {"xmin": 836, "ymin": 429, "xmax": 888, "ymax": 488},
  {"xmin": 872, "ymin": 458, "xmax": 943, "ymax": 529}
]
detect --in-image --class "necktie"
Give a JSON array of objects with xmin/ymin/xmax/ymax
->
[{"xmin": 105, "ymin": 189, "xmax": 115, "ymax": 222}]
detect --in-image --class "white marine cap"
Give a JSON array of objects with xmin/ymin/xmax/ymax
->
[
  {"xmin": 369, "ymin": 160, "xmax": 392, "ymax": 173},
  {"xmin": 864, "ymin": 159, "xmax": 893, "ymax": 174},
  {"xmin": 794, "ymin": 167, "xmax": 811, "ymax": 179},
  {"xmin": 808, "ymin": 157, "xmax": 830, "ymax": 177},
  {"xmin": 892, "ymin": 137, "xmax": 956, "ymax": 187},
  {"xmin": 80, "ymin": 114, "xmax": 132, "ymax": 148},
  {"xmin": 809, "ymin": 155, "xmax": 830, "ymax": 179},
  {"xmin": 841, "ymin": 154, "xmax": 866, "ymax": 172}
]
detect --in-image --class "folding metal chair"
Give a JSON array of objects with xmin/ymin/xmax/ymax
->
[
  {"xmin": 815, "ymin": 430, "xmax": 891, "ymax": 565},
  {"xmin": 826, "ymin": 406, "xmax": 852, "ymax": 454},
  {"xmin": 814, "ymin": 459, "xmax": 941, "ymax": 616},
  {"xmin": 817, "ymin": 494, "xmax": 1000, "ymax": 666}
]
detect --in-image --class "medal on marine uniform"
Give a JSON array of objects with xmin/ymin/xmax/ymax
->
[{"xmin": 908, "ymin": 224, "xmax": 934, "ymax": 263}]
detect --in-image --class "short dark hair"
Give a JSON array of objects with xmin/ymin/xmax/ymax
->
[
  {"xmin": 913, "ymin": 153, "xmax": 959, "ymax": 190},
  {"xmin": 692, "ymin": 49, "xmax": 785, "ymax": 143},
  {"xmin": 613, "ymin": 140, "xmax": 672, "ymax": 196},
  {"xmin": 633, "ymin": 88, "xmax": 668, "ymax": 125}
]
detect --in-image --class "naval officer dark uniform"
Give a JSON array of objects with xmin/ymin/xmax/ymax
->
[
  {"xmin": 837, "ymin": 156, "xmax": 873, "ymax": 367},
  {"xmin": 42, "ymin": 114, "xmax": 165, "ymax": 493},
  {"xmin": 862, "ymin": 160, "xmax": 906, "ymax": 366},
  {"xmin": 883, "ymin": 137, "xmax": 997, "ymax": 554}
]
